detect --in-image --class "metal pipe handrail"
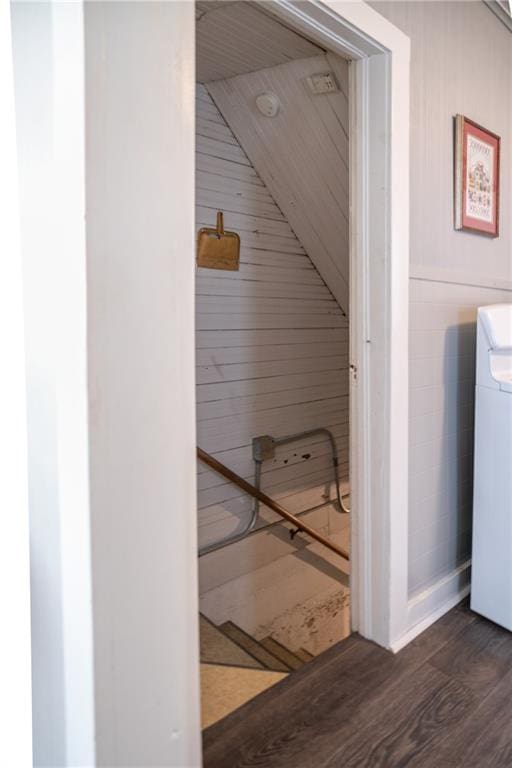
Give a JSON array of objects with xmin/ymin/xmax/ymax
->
[{"xmin": 197, "ymin": 447, "xmax": 349, "ymax": 562}]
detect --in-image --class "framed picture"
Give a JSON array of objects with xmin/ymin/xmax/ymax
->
[{"xmin": 454, "ymin": 114, "xmax": 500, "ymax": 237}]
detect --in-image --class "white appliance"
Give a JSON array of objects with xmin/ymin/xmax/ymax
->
[{"xmin": 471, "ymin": 303, "xmax": 512, "ymax": 629}]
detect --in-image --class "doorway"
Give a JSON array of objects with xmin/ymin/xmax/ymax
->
[
  {"xmin": 6, "ymin": 0, "xmax": 409, "ymax": 763},
  {"xmin": 195, "ymin": 2, "xmax": 351, "ymax": 724},
  {"xmin": 194, "ymin": 0, "xmax": 410, "ymax": 730}
]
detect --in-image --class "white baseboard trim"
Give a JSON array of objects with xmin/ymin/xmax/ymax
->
[
  {"xmin": 410, "ymin": 265, "xmax": 512, "ymax": 293},
  {"xmin": 390, "ymin": 560, "xmax": 471, "ymax": 653}
]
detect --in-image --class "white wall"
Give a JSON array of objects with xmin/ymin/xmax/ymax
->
[
  {"xmin": 409, "ymin": 277, "xmax": 512, "ymax": 597},
  {"xmin": 12, "ymin": 4, "xmax": 65, "ymax": 759},
  {"xmin": 370, "ymin": 0, "xmax": 512, "ymax": 620},
  {"xmin": 85, "ymin": 3, "xmax": 201, "ymax": 765},
  {"xmin": 1, "ymin": 2, "xmax": 32, "ymax": 762},
  {"xmin": 371, "ymin": 0, "xmax": 512, "ymax": 280},
  {"xmin": 13, "ymin": 2, "xmax": 202, "ymax": 765},
  {"xmin": 11, "ymin": 3, "xmax": 95, "ymax": 764},
  {"xmin": 196, "ymin": 85, "xmax": 349, "ymax": 564}
]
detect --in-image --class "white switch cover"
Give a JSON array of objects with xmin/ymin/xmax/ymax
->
[{"xmin": 306, "ymin": 72, "xmax": 338, "ymax": 95}]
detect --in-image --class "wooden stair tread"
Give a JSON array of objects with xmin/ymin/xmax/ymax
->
[
  {"xmin": 294, "ymin": 647, "xmax": 315, "ymax": 664},
  {"xmin": 219, "ymin": 621, "xmax": 290, "ymax": 672},
  {"xmin": 200, "ymin": 614, "xmax": 264, "ymax": 670},
  {"xmin": 260, "ymin": 636, "xmax": 305, "ymax": 671}
]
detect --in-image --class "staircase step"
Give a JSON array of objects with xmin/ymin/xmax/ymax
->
[
  {"xmin": 219, "ymin": 622, "xmax": 290, "ymax": 672},
  {"xmin": 295, "ymin": 648, "xmax": 315, "ymax": 664},
  {"xmin": 200, "ymin": 615, "xmax": 263, "ymax": 669},
  {"xmin": 259, "ymin": 637, "xmax": 305, "ymax": 671}
]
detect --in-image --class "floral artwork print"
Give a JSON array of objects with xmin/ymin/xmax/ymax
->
[
  {"xmin": 454, "ymin": 115, "xmax": 500, "ymax": 238},
  {"xmin": 466, "ymin": 136, "xmax": 493, "ymax": 224}
]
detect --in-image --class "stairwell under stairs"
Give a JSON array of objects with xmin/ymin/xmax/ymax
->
[{"xmin": 200, "ymin": 614, "xmax": 315, "ymax": 728}]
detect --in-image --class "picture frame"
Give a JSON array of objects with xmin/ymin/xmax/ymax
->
[{"xmin": 454, "ymin": 114, "xmax": 500, "ymax": 238}]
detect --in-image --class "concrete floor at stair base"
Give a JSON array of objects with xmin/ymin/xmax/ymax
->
[
  {"xmin": 256, "ymin": 586, "xmax": 350, "ymax": 656},
  {"xmin": 200, "ymin": 528, "xmax": 350, "ymax": 657},
  {"xmin": 200, "ymin": 664, "xmax": 287, "ymax": 729},
  {"xmin": 199, "ymin": 503, "xmax": 349, "ymax": 597}
]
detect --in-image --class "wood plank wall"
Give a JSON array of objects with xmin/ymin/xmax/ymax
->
[
  {"xmin": 370, "ymin": 0, "xmax": 512, "ymax": 607},
  {"xmin": 196, "ymin": 84, "xmax": 349, "ymax": 553},
  {"xmin": 408, "ymin": 278, "xmax": 512, "ymax": 596}
]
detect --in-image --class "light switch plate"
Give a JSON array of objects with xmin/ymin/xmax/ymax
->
[{"xmin": 306, "ymin": 72, "xmax": 338, "ymax": 95}]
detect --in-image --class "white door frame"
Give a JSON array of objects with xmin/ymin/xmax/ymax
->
[
  {"xmin": 1, "ymin": 1, "xmax": 33, "ymax": 761},
  {"xmin": 255, "ymin": 0, "xmax": 411, "ymax": 649}
]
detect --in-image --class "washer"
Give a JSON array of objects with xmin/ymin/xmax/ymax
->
[{"xmin": 471, "ymin": 303, "xmax": 512, "ymax": 629}]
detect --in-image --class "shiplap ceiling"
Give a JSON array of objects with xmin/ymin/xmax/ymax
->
[
  {"xmin": 483, "ymin": 0, "xmax": 512, "ymax": 31},
  {"xmin": 196, "ymin": 0, "xmax": 325, "ymax": 83},
  {"xmin": 208, "ymin": 53, "xmax": 350, "ymax": 313}
]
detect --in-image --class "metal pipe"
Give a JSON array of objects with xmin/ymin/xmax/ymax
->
[
  {"xmin": 253, "ymin": 427, "xmax": 350, "ymax": 516},
  {"xmin": 198, "ymin": 458, "xmax": 262, "ymax": 557},
  {"xmin": 200, "ymin": 497, "xmax": 339, "ymax": 557},
  {"xmin": 197, "ymin": 447, "xmax": 349, "ymax": 561},
  {"xmin": 198, "ymin": 428, "xmax": 349, "ymax": 557}
]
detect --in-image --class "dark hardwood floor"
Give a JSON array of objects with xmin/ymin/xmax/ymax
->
[{"xmin": 203, "ymin": 600, "xmax": 512, "ymax": 767}]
